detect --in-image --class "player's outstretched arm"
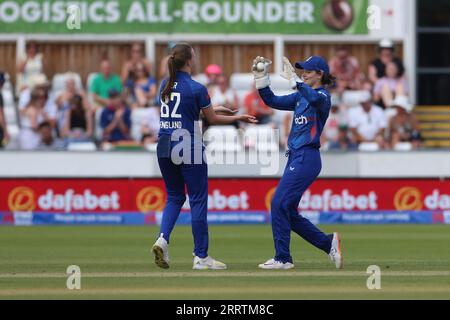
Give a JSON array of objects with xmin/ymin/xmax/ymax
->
[
  {"xmin": 252, "ymin": 56, "xmax": 272, "ymax": 90},
  {"xmin": 281, "ymin": 56, "xmax": 326, "ymax": 105},
  {"xmin": 202, "ymin": 106, "xmax": 257, "ymax": 125},
  {"xmin": 212, "ymin": 105, "xmax": 238, "ymax": 115},
  {"xmin": 252, "ymin": 56, "xmax": 297, "ymax": 111}
]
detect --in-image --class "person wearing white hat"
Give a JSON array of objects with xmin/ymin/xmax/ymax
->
[
  {"xmin": 18, "ymin": 73, "xmax": 57, "ymax": 130},
  {"xmin": 388, "ymin": 96, "xmax": 421, "ymax": 149},
  {"xmin": 348, "ymin": 90, "xmax": 387, "ymax": 149},
  {"xmin": 368, "ymin": 39, "xmax": 405, "ymax": 84}
]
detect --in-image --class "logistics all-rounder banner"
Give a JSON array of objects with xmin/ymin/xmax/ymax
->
[{"xmin": 0, "ymin": 0, "xmax": 368, "ymax": 34}]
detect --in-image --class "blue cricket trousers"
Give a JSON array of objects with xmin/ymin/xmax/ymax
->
[
  {"xmin": 157, "ymin": 156, "xmax": 209, "ymax": 258},
  {"xmin": 271, "ymin": 147, "xmax": 332, "ymax": 263}
]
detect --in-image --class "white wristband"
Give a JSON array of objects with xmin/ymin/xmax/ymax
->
[{"xmin": 255, "ymin": 76, "xmax": 270, "ymax": 89}]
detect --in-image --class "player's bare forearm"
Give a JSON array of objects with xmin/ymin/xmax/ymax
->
[
  {"xmin": 202, "ymin": 107, "xmax": 257, "ymax": 124},
  {"xmin": 213, "ymin": 105, "xmax": 237, "ymax": 115},
  {"xmin": 211, "ymin": 114, "xmax": 241, "ymax": 125}
]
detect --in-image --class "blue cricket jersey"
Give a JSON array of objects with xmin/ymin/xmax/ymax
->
[
  {"xmin": 258, "ymin": 82, "xmax": 331, "ymax": 150},
  {"xmin": 158, "ymin": 71, "xmax": 211, "ymax": 150}
]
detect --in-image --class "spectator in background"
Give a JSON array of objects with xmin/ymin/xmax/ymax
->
[
  {"xmin": 125, "ymin": 63, "xmax": 157, "ymax": 108},
  {"xmin": 56, "ymin": 75, "xmax": 89, "ymax": 135},
  {"xmin": 100, "ymin": 90, "xmax": 131, "ymax": 144},
  {"xmin": 18, "ymin": 88, "xmax": 53, "ymax": 150},
  {"xmin": 388, "ymin": 96, "xmax": 421, "ymax": 150},
  {"xmin": 243, "ymin": 85, "xmax": 274, "ymax": 125},
  {"xmin": 329, "ymin": 124, "xmax": 358, "ymax": 151},
  {"xmin": 329, "ymin": 45, "xmax": 362, "ymax": 93},
  {"xmin": 37, "ymin": 121, "xmax": 65, "ymax": 150},
  {"xmin": 348, "ymin": 91, "xmax": 387, "ymax": 149},
  {"xmin": 373, "ymin": 61, "xmax": 408, "ymax": 109},
  {"xmin": 16, "ymin": 41, "xmax": 46, "ymax": 95},
  {"xmin": 121, "ymin": 43, "xmax": 152, "ymax": 83},
  {"xmin": 209, "ymin": 75, "xmax": 239, "ymax": 112},
  {"xmin": 18, "ymin": 74, "xmax": 57, "ymax": 130},
  {"xmin": 321, "ymin": 101, "xmax": 341, "ymax": 149},
  {"xmin": 141, "ymin": 106, "xmax": 160, "ymax": 147},
  {"xmin": 158, "ymin": 41, "xmax": 177, "ymax": 80},
  {"xmin": 368, "ymin": 39, "xmax": 405, "ymax": 84},
  {"xmin": 91, "ymin": 59, "xmax": 122, "ymax": 108},
  {"xmin": 0, "ymin": 72, "xmax": 9, "ymax": 148},
  {"xmin": 205, "ymin": 64, "xmax": 222, "ymax": 87},
  {"xmin": 61, "ymin": 94, "xmax": 93, "ymax": 143}
]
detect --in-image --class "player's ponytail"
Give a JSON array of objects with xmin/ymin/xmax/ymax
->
[
  {"xmin": 321, "ymin": 73, "xmax": 337, "ymax": 87},
  {"xmin": 161, "ymin": 42, "xmax": 193, "ymax": 101}
]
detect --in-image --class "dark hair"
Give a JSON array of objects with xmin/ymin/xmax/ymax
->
[
  {"xmin": 38, "ymin": 121, "xmax": 52, "ymax": 131},
  {"xmin": 69, "ymin": 94, "xmax": 84, "ymax": 116},
  {"xmin": 321, "ymin": 73, "xmax": 336, "ymax": 87},
  {"xmin": 30, "ymin": 88, "xmax": 43, "ymax": 104},
  {"xmin": 336, "ymin": 45, "xmax": 350, "ymax": 52},
  {"xmin": 70, "ymin": 94, "xmax": 83, "ymax": 104},
  {"xmin": 161, "ymin": 42, "xmax": 193, "ymax": 101},
  {"xmin": 26, "ymin": 41, "xmax": 38, "ymax": 51},
  {"xmin": 131, "ymin": 63, "xmax": 150, "ymax": 80}
]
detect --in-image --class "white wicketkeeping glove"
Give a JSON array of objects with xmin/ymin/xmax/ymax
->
[
  {"xmin": 280, "ymin": 56, "xmax": 303, "ymax": 89},
  {"xmin": 252, "ymin": 56, "xmax": 272, "ymax": 89}
]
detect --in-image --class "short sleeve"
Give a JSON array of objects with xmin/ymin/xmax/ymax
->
[
  {"xmin": 90, "ymin": 75, "xmax": 99, "ymax": 93},
  {"xmin": 373, "ymin": 79, "xmax": 383, "ymax": 94},
  {"xmin": 378, "ymin": 109, "xmax": 388, "ymax": 128},
  {"xmin": 148, "ymin": 77, "xmax": 157, "ymax": 86},
  {"xmin": 44, "ymin": 98, "xmax": 58, "ymax": 119},
  {"xmin": 114, "ymin": 76, "xmax": 123, "ymax": 93},
  {"xmin": 348, "ymin": 109, "xmax": 358, "ymax": 128},
  {"xmin": 18, "ymin": 90, "xmax": 30, "ymax": 109},
  {"xmin": 196, "ymin": 84, "xmax": 211, "ymax": 109}
]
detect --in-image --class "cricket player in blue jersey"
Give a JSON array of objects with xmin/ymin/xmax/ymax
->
[
  {"xmin": 252, "ymin": 55, "xmax": 343, "ymax": 269},
  {"xmin": 152, "ymin": 43, "xmax": 257, "ymax": 270}
]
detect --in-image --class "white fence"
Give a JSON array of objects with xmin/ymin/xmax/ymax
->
[{"xmin": 1, "ymin": 150, "xmax": 449, "ymax": 178}]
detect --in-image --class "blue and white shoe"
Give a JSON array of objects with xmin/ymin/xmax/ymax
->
[{"xmin": 258, "ymin": 258, "xmax": 294, "ymax": 270}]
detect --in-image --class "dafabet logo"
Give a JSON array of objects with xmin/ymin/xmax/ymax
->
[
  {"xmin": 393, "ymin": 187, "xmax": 423, "ymax": 210},
  {"xmin": 136, "ymin": 187, "xmax": 165, "ymax": 213},
  {"xmin": 7, "ymin": 186, "xmax": 120, "ymax": 212},
  {"xmin": 8, "ymin": 186, "xmax": 36, "ymax": 211}
]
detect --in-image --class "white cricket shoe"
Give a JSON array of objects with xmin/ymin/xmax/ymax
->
[
  {"xmin": 258, "ymin": 258, "xmax": 294, "ymax": 270},
  {"xmin": 192, "ymin": 256, "xmax": 227, "ymax": 270},
  {"xmin": 152, "ymin": 236, "xmax": 170, "ymax": 269},
  {"xmin": 329, "ymin": 232, "xmax": 343, "ymax": 269}
]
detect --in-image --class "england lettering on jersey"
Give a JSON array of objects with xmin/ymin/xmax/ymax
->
[{"xmin": 160, "ymin": 83, "xmax": 183, "ymax": 130}]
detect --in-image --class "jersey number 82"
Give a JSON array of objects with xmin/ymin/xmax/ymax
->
[{"xmin": 161, "ymin": 92, "xmax": 181, "ymax": 118}]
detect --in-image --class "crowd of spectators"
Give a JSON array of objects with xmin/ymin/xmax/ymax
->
[
  {"xmin": 320, "ymin": 39, "xmax": 420, "ymax": 151},
  {"xmin": 0, "ymin": 39, "xmax": 420, "ymax": 152}
]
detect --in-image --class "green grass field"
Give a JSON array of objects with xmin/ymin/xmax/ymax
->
[{"xmin": 1, "ymin": 225, "xmax": 450, "ymax": 299}]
